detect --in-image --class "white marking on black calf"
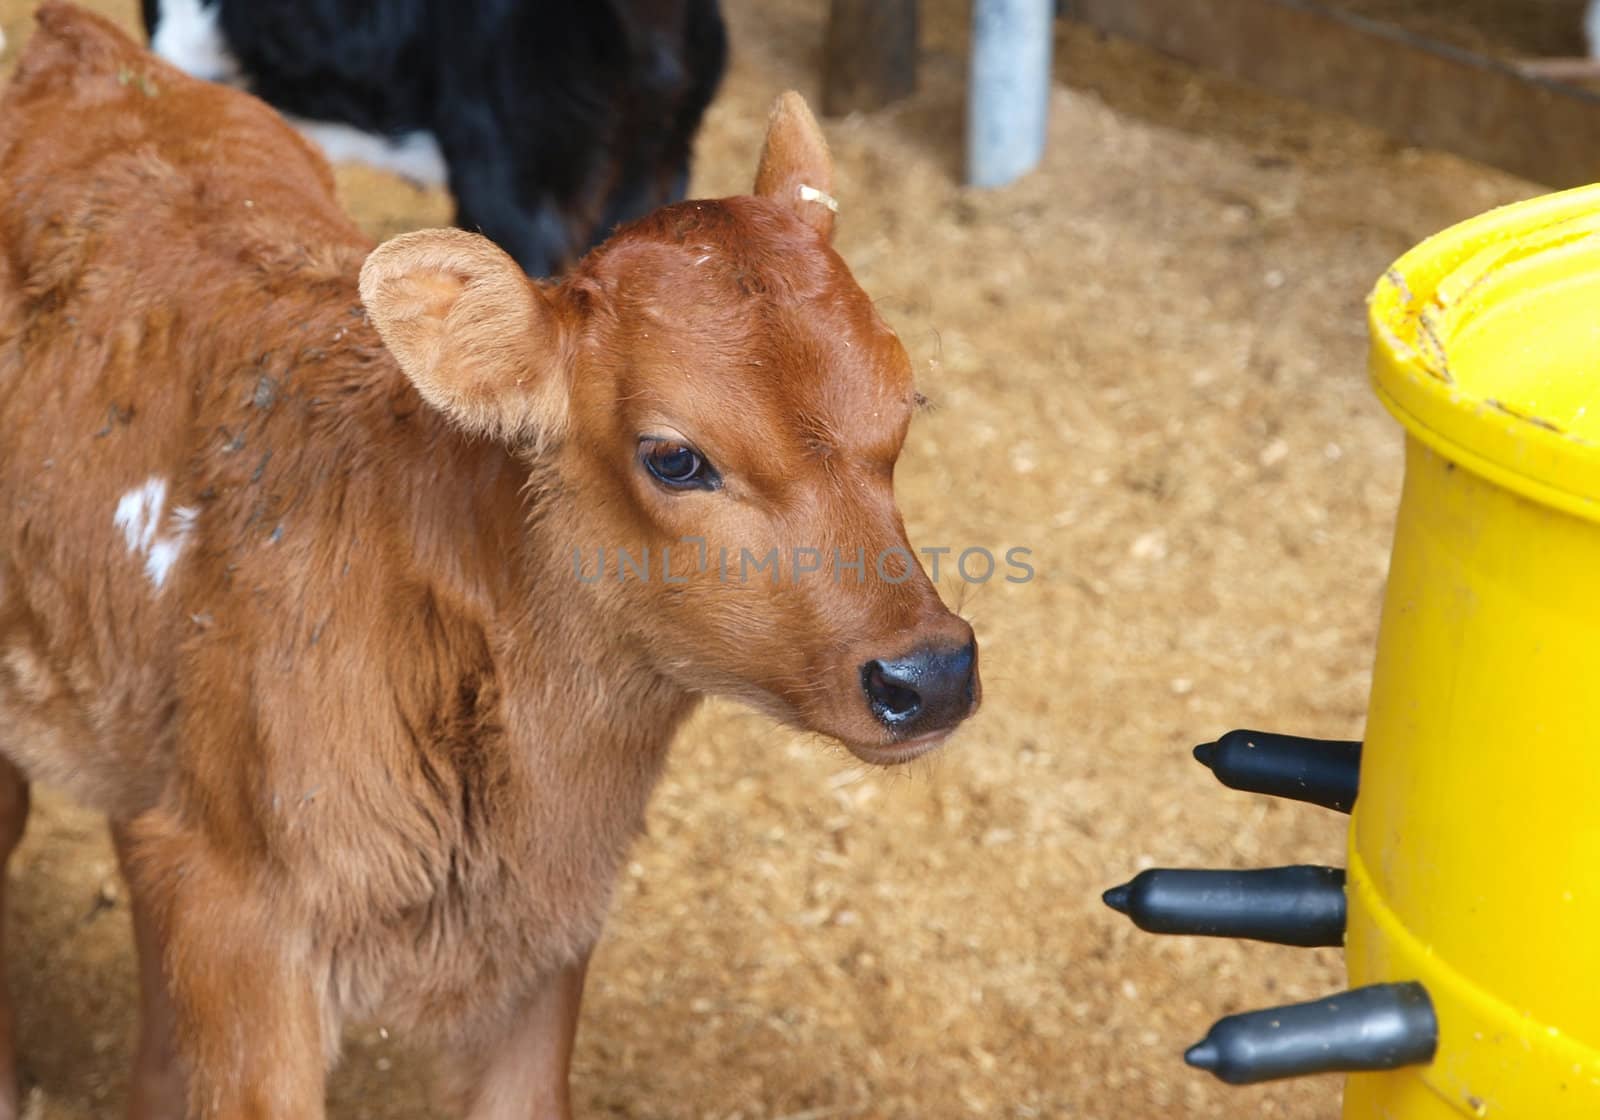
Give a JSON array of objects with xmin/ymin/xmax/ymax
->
[
  {"xmin": 113, "ymin": 478, "xmax": 198, "ymax": 592},
  {"xmin": 148, "ymin": 0, "xmax": 245, "ymax": 86},
  {"xmin": 148, "ymin": 1, "xmax": 445, "ymax": 189},
  {"xmin": 289, "ymin": 117, "xmax": 448, "ymax": 189}
]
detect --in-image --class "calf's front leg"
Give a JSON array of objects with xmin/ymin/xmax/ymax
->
[
  {"xmin": 454, "ymin": 952, "xmax": 591, "ymax": 1120},
  {"xmin": 123, "ymin": 824, "xmax": 328, "ymax": 1120}
]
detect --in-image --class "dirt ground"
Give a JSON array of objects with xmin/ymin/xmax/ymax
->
[{"xmin": 0, "ymin": 2, "xmax": 1550, "ymax": 1118}]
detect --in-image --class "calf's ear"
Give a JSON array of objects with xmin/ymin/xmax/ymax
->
[
  {"xmin": 753, "ymin": 91, "xmax": 837, "ymax": 242},
  {"xmin": 359, "ymin": 228, "xmax": 569, "ymax": 448}
]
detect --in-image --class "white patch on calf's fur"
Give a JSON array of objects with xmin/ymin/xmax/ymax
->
[
  {"xmin": 114, "ymin": 478, "xmax": 167, "ymax": 554},
  {"xmin": 289, "ymin": 118, "xmax": 448, "ymax": 189},
  {"xmin": 146, "ymin": 505, "xmax": 199, "ymax": 589},
  {"xmin": 148, "ymin": 0, "xmax": 244, "ymax": 86},
  {"xmin": 144, "ymin": 539, "xmax": 182, "ymax": 589},
  {"xmin": 113, "ymin": 480, "xmax": 196, "ymax": 591}
]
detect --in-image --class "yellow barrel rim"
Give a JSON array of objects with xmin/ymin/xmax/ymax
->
[{"xmin": 1369, "ymin": 184, "xmax": 1600, "ymax": 521}]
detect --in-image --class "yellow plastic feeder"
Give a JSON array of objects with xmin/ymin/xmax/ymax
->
[
  {"xmin": 1103, "ymin": 186, "xmax": 1600, "ymax": 1117},
  {"xmin": 1347, "ymin": 186, "xmax": 1600, "ymax": 1117}
]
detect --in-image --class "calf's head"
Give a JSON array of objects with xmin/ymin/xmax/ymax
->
[{"xmin": 361, "ymin": 92, "xmax": 979, "ymax": 763}]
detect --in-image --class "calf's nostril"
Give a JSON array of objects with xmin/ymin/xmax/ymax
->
[
  {"xmin": 862, "ymin": 660, "xmax": 923, "ymax": 724},
  {"xmin": 861, "ymin": 641, "xmax": 979, "ymax": 735}
]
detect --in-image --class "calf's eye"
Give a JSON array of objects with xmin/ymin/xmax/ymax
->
[{"xmin": 640, "ymin": 438, "xmax": 720, "ymax": 491}]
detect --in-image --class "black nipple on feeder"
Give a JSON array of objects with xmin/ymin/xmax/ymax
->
[
  {"xmin": 1102, "ymin": 865, "xmax": 1345, "ymax": 947},
  {"xmin": 1193, "ymin": 729, "xmax": 1362, "ymax": 813},
  {"xmin": 1183, "ymin": 982, "xmax": 1438, "ymax": 1085}
]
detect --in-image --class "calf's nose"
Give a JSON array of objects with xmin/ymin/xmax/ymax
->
[{"xmin": 860, "ymin": 640, "xmax": 978, "ymax": 736}]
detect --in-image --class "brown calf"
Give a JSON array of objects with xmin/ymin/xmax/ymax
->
[{"xmin": 0, "ymin": 4, "xmax": 979, "ymax": 1117}]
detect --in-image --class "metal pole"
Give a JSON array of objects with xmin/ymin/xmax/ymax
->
[{"xmin": 966, "ymin": 0, "xmax": 1054, "ymax": 187}]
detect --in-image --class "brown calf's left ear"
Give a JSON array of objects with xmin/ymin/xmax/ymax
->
[
  {"xmin": 359, "ymin": 228, "xmax": 570, "ymax": 448},
  {"xmin": 753, "ymin": 91, "xmax": 837, "ymax": 242}
]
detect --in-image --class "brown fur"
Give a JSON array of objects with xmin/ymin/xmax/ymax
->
[{"xmin": 0, "ymin": 5, "xmax": 978, "ymax": 1118}]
